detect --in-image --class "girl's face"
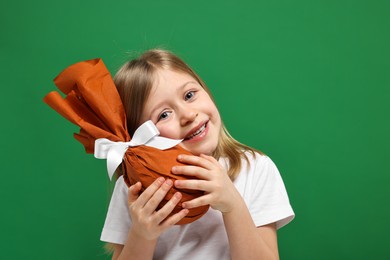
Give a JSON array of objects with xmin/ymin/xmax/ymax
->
[{"xmin": 141, "ymin": 68, "xmax": 221, "ymax": 155}]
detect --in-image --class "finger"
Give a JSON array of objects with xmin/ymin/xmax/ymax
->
[
  {"xmin": 143, "ymin": 179, "xmax": 174, "ymax": 215},
  {"xmin": 199, "ymin": 153, "xmax": 219, "ymax": 164},
  {"xmin": 177, "ymin": 154, "xmax": 215, "ymax": 169},
  {"xmin": 160, "ymin": 208, "xmax": 190, "ymax": 228},
  {"xmin": 181, "ymin": 194, "xmax": 212, "ymax": 209},
  {"xmin": 136, "ymin": 177, "xmax": 165, "ymax": 208},
  {"xmin": 152, "ymin": 192, "xmax": 183, "ymax": 223},
  {"xmin": 174, "ymin": 179, "xmax": 211, "ymax": 192},
  {"xmin": 128, "ymin": 182, "xmax": 142, "ymax": 204},
  {"xmin": 171, "ymin": 165, "xmax": 209, "ymax": 179}
]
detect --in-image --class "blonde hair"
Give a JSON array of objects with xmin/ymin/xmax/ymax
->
[{"xmin": 114, "ymin": 49, "xmax": 261, "ymax": 181}]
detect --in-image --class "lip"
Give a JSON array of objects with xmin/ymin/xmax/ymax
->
[{"xmin": 184, "ymin": 120, "xmax": 209, "ymax": 141}]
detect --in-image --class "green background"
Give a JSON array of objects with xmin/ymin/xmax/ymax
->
[{"xmin": 1, "ymin": 0, "xmax": 389, "ymax": 259}]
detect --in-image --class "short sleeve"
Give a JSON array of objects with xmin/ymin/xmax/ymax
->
[
  {"xmin": 100, "ymin": 176, "xmax": 131, "ymax": 245},
  {"xmin": 238, "ymin": 153, "xmax": 295, "ymax": 229}
]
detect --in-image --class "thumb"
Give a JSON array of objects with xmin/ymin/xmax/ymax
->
[{"xmin": 128, "ymin": 182, "xmax": 142, "ymax": 205}]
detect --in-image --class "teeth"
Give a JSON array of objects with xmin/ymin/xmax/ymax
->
[{"xmin": 187, "ymin": 124, "xmax": 206, "ymax": 140}]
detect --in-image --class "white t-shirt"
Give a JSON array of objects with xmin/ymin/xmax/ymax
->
[{"xmin": 100, "ymin": 152, "xmax": 295, "ymax": 259}]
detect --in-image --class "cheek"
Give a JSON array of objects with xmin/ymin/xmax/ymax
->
[
  {"xmin": 203, "ymin": 96, "xmax": 220, "ymax": 120},
  {"xmin": 157, "ymin": 124, "xmax": 179, "ymax": 139},
  {"xmin": 210, "ymin": 105, "xmax": 221, "ymax": 125}
]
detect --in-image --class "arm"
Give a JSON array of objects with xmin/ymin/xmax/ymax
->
[
  {"xmin": 112, "ymin": 178, "xmax": 189, "ymax": 260},
  {"xmin": 173, "ymin": 154, "xmax": 279, "ymax": 260},
  {"xmin": 222, "ymin": 199, "xmax": 279, "ymax": 259}
]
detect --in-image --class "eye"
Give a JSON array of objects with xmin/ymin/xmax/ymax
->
[
  {"xmin": 185, "ymin": 91, "xmax": 195, "ymax": 101},
  {"xmin": 158, "ymin": 111, "xmax": 171, "ymax": 121}
]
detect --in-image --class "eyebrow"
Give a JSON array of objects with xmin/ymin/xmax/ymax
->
[{"xmin": 179, "ymin": 81, "xmax": 198, "ymax": 90}]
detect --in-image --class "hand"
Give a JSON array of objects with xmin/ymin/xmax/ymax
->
[
  {"xmin": 127, "ymin": 178, "xmax": 189, "ymax": 241},
  {"xmin": 172, "ymin": 154, "xmax": 241, "ymax": 214}
]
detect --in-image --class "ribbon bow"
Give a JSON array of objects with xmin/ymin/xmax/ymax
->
[{"xmin": 94, "ymin": 120, "xmax": 182, "ymax": 180}]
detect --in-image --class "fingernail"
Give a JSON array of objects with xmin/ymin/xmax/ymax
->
[
  {"xmin": 177, "ymin": 155, "xmax": 183, "ymax": 160},
  {"xmin": 165, "ymin": 179, "xmax": 173, "ymax": 186},
  {"xmin": 157, "ymin": 177, "xmax": 165, "ymax": 184}
]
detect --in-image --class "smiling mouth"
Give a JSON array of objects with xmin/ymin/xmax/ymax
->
[{"xmin": 184, "ymin": 122, "xmax": 207, "ymax": 140}]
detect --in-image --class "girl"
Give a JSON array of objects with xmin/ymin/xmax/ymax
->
[{"xmin": 101, "ymin": 49, "xmax": 295, "ymax": 259}]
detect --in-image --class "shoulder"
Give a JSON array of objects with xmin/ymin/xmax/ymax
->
[
  {"xmin": 241, "ymin": 150, "xmax": 276, "ymax": 173},
  {"xmin": 234, "ymin": 150, "xmax": 284, "ymax": 191},
  {"xmin": 114, "ymin": 175, "xmax": 128, "ymax": 191},
  {"xmin": 243, "ymin": 150, "xmax": 268, "ymax": 162},
  {"xmin": 237, "ymin": 151, "xmax": 295, "ymax": 229},
  {"xmin": 101, "ymin": 175, "xmax": 131, "ymax": 244},
  {"xmin": 110, "ymin": 175, "xmax": 128, "ymax": 201}
]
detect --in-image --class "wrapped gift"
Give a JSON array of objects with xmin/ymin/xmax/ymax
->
[{"xmin": 43, "ymin": 58, "xmax": 209, "ymax": 224}]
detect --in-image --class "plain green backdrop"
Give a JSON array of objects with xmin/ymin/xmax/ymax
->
[{"xmin": 1, "ymin": 0, "xmax": 389, "ymax": 259}]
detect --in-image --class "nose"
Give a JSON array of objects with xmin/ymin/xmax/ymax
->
[{"xmin": 179, "ymin": 106, "xmax": 198, "ymax": 126}]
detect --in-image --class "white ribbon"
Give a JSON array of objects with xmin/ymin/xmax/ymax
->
[{"xmin": 94, "ymin": 120, "xmax": 182, "ymax": 180}]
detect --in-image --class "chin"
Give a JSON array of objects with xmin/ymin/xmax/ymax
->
[{"xmin": 180, "ymin": 144, "xmax": 217, "ymax": 156}]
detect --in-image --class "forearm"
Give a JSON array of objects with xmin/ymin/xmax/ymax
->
[
  {"xmin": 223, "ymin": 197, "xmax": 279, "ymax": 260},
  {"xmin": 113, "ymin": 228, "xmax": 158, "ymax": 260}
]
